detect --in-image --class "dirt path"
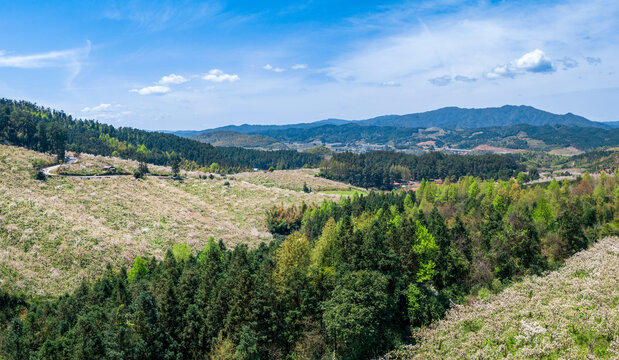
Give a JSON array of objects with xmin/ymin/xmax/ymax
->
[{"xmin": 41, "ymin": 157, "xmax": 176, "ymax": 179}]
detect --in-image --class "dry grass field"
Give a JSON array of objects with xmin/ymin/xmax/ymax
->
[
  {"xmin": 55, "ymin": 152, "xmax": 173, "ymax": 175},
  {"xmin": 384, "ymin": 236, "xmax": 619, "ymax": 359},
  {"xmin": 233, "ymin": 168, "xmax": 363, "ymax": 192},
  {"xmin": 0, "ymin": 145, "xmax": 350, "ymax": 296}
]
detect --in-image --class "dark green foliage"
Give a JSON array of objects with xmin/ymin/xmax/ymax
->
[
  {"xmin": 169, "ymin": 154, "xmax": 181, "ymax": 176},
  {"xmin": 133, "ymin": 162, "xmax": 149, "ymax": 179},
  {"xmin": 320, "ymin": 151, "xmax": 522, "ymax": 189},
  {"xmin": 322, "ymin": 271, "xmax": 390, "ymax": 359},
  {"xmin": 0, "ymin": 98, "xmax": 320, "ymax": 173}
]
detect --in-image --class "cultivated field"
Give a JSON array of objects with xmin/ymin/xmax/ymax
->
[
  {"xmin": 0, "ymin": 145, "xmax": 349, "ymax": 296},
  {"xmin": 384, "ymin": 237, "xmax": 619, "ymax": 359}
]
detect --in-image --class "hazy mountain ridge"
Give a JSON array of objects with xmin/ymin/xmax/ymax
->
[
  {"xmin": 190, "ymin": 130, "xmax": 290, "ymax": 150},
  {"xmin": 171, "ymin": 105, "xmax": 608, "ymax": 138}
]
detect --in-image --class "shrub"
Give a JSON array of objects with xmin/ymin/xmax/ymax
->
[{"xmin": 266, "ymin": 204, "xmax": 304, "ymax": 235}]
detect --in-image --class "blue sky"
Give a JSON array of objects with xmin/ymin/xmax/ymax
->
[{"xmin": 0, "ymin": 0, "xmax": 617, "ymax": 130}]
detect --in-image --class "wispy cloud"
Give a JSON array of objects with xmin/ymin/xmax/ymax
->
[
  {"xmin": 159, "ymin": 74, "xmax": 188, "ymax": 84},
  {"xmin": 263, "ymin": 64, "xmax": 285, "ymax": 72},
  {"xmin": 454, "ymin": 75, "xmax": 476, "ymax": 83},
  {"xmin": 130, "ymin": 85, "xmax": 171, "ymax": 95},
  {"xmin": 586, "ymin": 56, "xmax": 602, "ymax": 65},
  {"xmin": 82, "ymin": 103, "xmax": 112, "ymax": 112},
  {"xmin": 428, "ymin": 75, "xmax": 452, "ymax": 86},
  {"xmin": 291, "ymin": 64, "xmax": 307, "ymax": 70},
  {"xmin": 103, "ymin": 1, "xmax": 223, "ymax": 32},
  {"xmin": 202, "ymin": 69, "xmax": 240, "ymax": 82},
  {"xmin": 0, "ymin": 42, "xmax": 90, "ymax": 69},
  {"xmin": 381, "ymin": 80, "xmax": 401, "ymax": 87}
]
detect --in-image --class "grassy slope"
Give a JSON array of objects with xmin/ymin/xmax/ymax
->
[
  {"xmin": 0, "ymin": 145, "xmax": 348, "ymax": 296},
  {"xmin": 384, "ymin": 236, "xmax": 619, "ymax": 359},
  {"xmin": 233, "ymin": 168, "xmax": 363, "ymax": 192}
]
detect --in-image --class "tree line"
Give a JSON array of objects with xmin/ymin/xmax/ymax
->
[
  {"xmin": 1, "ymin": 172, "xmax": 617, "ymax": 359},
  {"xmin": 0, "ymin": 99, "xmax": 320, "ymax": 171},
  {"xmin": 319, "ymin": 150, "xmax": 522, "ymax": 189}
]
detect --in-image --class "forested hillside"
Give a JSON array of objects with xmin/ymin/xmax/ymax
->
[
  {"xmin": 319, "ymin": 151, "xmax": 522, "ymax": 189},
  {"xmin": 2, "ymin": 173, "xmax": 616, "ymax": 359},
  {"xmin": 0, "ymin": 99, "xmax": 319, "ymax": 171}
]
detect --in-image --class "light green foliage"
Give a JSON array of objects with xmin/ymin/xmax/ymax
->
[
  {"xmin": 406, "ymin": 283, "xmax": 422, "ymax": 322},
  {"xmin": 593, "ymin": 183, "xmax": 606, "ymax": 204},
  {"xmin": 310, "ymin": 218, "xmax": 339, "ymax": 271},
  {"xmin": 198, "ymin": 236, "xmax": 223, "ymax": 263},
  {"xmin": 404, "ymin": 193, "xmax": 414, "ymax": 210},
  {"xmin": 136, "ymin": 144, "xmax": 150, "ymax": 155},
  {"xmin": 447, "ymin": 184, "xmax": 458, "ymax": 204},
  {"xmin": 532, "ymin": 197, "xmax": 555, "ymax": 231},
  {"xmin": 172, "ymin": 243, "xmax": 191, "ymax": 262},
  {"xmin": 209, "ymin": 162, "xmax": 220, "ymax": 173},
  {"xmin": 468, "ymin": 180, "xmax": 479, "ymax": 199},
  {"xmin": 127, "ymin": 256, "xmax": 149, "ymax": 282},
  {"xmin": 413, "ymin": 221, "xmax": 439, "ymax": 282},
  {"xmin": 274, "ymin": 232, "xmax": 311, "ymax": 288}
]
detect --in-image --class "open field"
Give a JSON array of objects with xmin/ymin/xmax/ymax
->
[
  {"xmin": 233, "ymin": 168, "xmax": 363, "ymax": 192},
  {"xmin": 0, "ymin": 145, "xmax": 350, "ymax": 296},
  {"xmin": 384, "ymin": 236, "xmax": 619, "ymax": 359}
]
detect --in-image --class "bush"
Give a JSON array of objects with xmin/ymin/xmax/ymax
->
[
  {"xmin": 133, "ymin": 162, "xmax": 149, "ymax": 179},
  {"xmin": 266, "ymin": 204, "xmax": 304, "ymax": 235},
  {"xmin": 34, "ymin": 170, "xmax": 46, "ymax": 181}
]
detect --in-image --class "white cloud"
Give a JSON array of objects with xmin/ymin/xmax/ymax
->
[
  {"xmin": 0, "ymin": 42, "xmax": 90, "ymax": 68},
  {"xmin": 202, "ymin": 69, "xmax": 240, "ymax": 82},
  {"xmin": 291, "ymin": 64, "xmax": 307, "ymax": 70},
  {"xmin": 82, "ymin": 103, "xmax": 112, "ymax": 112},
  {"xmin": 130, "ymin": 85, "xmax": 171, "ymax": 95},
  {"xmin": 263, "ymin": 64, "xmax": 285, "ymax": 72},
  {"xmin": 159, "ymin": 74, "xmax": 188, "ymax": 84},
  {"xmin": 485, "ymin": 49, "xmax": 555, "ymax": 79}
]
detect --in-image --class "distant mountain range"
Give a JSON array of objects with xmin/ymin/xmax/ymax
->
[
  {"xmin": 164, "ymin": 105, "xmax": 618, "ymax": 152},
  {"xmin": 167, "ymin": 105, "xmax": 612, "ymax": 137}
]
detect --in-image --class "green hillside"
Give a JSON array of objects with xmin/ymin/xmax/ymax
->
[{"xmin": 384, "ymin": 236, "xmax": 619, "ymax": 359}]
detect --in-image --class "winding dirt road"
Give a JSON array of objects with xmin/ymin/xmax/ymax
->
[{"xmin": 41, "ymin": 157, "xmax": 178, "ymax": 179}]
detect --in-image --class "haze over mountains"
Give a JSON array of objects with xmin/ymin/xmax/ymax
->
[
  {"xmin": 166, "ymin": 105, "xmax": 619, "ymax": 153},
  {"xmin": 169, "ymin": 105, "xmax": 613, "ymax": 137}
]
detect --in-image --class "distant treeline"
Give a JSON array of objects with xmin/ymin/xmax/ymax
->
[
  {"xmin": 1, "ymin": 174, "xmax": 616, "ymax": 359},
  {"xmin": 319, "ymin": 151, "xmax": 522, "ymax": 189},
  {"xmin": 0, "ymin": 99, "xmax": 320, "ymax": 171}
]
